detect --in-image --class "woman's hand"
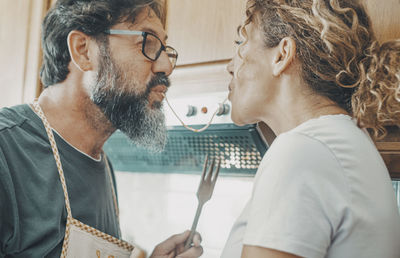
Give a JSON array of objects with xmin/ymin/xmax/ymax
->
[{"xmin": 150, "ymin": 230, "xmax": 203, "ymax": 258}]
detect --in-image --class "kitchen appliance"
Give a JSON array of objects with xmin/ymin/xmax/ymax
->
[{"xmin": 103, "ymin": 91, "xmax": 275, "ymax": 176}]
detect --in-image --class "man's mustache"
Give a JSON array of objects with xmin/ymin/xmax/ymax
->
[{"xmin": 146, "ymin": 72, "xmax": 170, "ymax": 92}]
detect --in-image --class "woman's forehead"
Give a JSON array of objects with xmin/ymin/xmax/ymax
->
[{"xmin": 240, "ymin": 21, "xmax": 258, "ymax": 37}]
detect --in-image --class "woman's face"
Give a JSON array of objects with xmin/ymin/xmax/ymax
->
[{"xmin": 227, "ymin": 20, "xmax": 279, "ymax": 126}]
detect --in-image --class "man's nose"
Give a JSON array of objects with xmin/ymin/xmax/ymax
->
[{"xmin": 152, "ymin": 51, "xmax": 173, "ymax": 76}]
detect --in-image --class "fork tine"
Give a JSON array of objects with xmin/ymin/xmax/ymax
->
[
  {"xmin": 212, "ymin": 159, "xmax": 221, "ymax": 182},
  {"xmin": 200, "ymin": 154, "xmax": 208, "ymax": 181},
  {"xmin": 185, "ymin": 155, "xmax": 220, "ymax": 251},
  {"xmin": 206, "ymin": 157, "xmax": 215, "ymax": 181}
]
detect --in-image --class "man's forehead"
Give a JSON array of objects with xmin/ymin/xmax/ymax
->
[
  {"xmin": 132, "ymin": 24, "xmax": 168, "ymax": 41},
  {"xmin": 121, "ymin": 7, "xmax": 167, "ymax": 41}
]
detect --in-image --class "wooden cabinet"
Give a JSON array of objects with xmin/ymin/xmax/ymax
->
[
  {"xmin": 164, "ymin": 0, "xmax": 400, "ymax": 67},
  {"xmin": 364, "ymin": 0, "xmax": 400, "ymax": 43},
  {"xmin": 364, "ymin": 0, "xmax": 400, "ymax": 179},
  {"xmin": 375, "ymin": 128, "xmax": 400, "ymax": 179},
  {"xmin": 0, "ymin": 0, "xmax": 51, "ymax": 108},
  {"xmin": 165, "ymin": 0, "xmax": 246, "ymax": 66},
  {"xmin": 165, "ymin": 0, "xmax": 246, "ymax": 100}
]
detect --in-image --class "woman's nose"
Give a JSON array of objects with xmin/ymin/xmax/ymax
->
[{"xmin": 227, "ymin": 58, "xmax": 234, "ymax": 76}]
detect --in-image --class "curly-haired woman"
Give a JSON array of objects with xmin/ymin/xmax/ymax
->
[{"xmin": 221, "ymin": 0, "xmax": 400, "ymax": 257}]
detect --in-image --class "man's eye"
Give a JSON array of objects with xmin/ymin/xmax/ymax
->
[{"xmin": 234, "ymin": 40, "xmax": 243, "ymax": 45}]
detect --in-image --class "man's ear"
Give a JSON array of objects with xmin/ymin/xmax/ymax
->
[
  {"xmin": 272, "ymin": 37, "xmax": 296, "ymax": 77},
  {"xmin": 67, "ymin": 30, "xmax": 94, "ymax": 72}
]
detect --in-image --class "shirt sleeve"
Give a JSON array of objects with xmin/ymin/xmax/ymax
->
[
  {"xmin": 243, "ymin": 132, "xmax": 350, "ymax": 258},
  {"xmin": 0, "ymin": 146, "xmax": 18, "ymax": 256}
]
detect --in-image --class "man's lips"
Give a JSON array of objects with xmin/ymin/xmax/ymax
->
[
  {"xmin": 149, "ymin": 85, "xmax": 168, "ymax": 104},
  {"xmin": 151, "ymin": 85, "xmax": 168, "ymax": 94}
]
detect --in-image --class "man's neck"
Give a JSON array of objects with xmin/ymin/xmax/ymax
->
[{"xmin": 37, "ymin": 84, "xmax": 115, "ymax": 160}]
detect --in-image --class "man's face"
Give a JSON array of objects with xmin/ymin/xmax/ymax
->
[{"xmin": 89, "ymin": 8, "xmax": 173, "ymax": 152}]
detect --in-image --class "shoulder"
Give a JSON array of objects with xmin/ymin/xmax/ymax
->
[
  {"xmin": 262, "ymin": 115, "xmax": 377, "ymax": 177},
  {"xmin": 290, "ymin": 114, "xmax": 376, "ymax": 159},
  {"xmin": 0, "ymin": 104, "xmax": 48, "ymax": 164},
  {"xmin": 244, "ymin": 129, "xmax": 350, "ymax": 258},
  {"xmin": 261, "ymin": 129, "xmax": 343, "ymax": 176},
  {"xmin": 0, "ymin": 105, "xmax": 32, "ymax": 132},
  {"xmin": 255, "ymin": 120, "xmax": 352, "ymax": 197}
]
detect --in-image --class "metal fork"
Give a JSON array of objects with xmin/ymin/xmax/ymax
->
[{"xmin": 184, "ymin": 155, "xmax": 221, "ymax": 250}]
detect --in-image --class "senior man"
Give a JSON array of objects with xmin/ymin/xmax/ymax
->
[{"xmin": 0, "ymin": 0, "xmax": 202, "ymax": 257}]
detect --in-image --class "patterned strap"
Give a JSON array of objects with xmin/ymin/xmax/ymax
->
[
  {"xmin": 32, "ymin": 101, "xmax": 135, "ymax": 256},
  {"xmin": 104, "ymin": 156, "xmax": 119, "ymax": 218},
  {"xmin": 32, "ymin": 101, "xmax": 72, "ymax": 218},
  {"xmin": 32, "ymin": 101, "xmax": 120, "ymax": 220},
  {"xmin": 61, "ymin": 217, "xmax": 135, "ymax": 257},
  {"xmin": 70, "ymin": 217, "xmax": 134, "ymax": 251},
  {"xmin": 104, "ymin": 155, "xmax": 122, "ymax": 237}
]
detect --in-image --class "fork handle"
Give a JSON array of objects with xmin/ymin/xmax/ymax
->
[{"xmin": 184, "ymin": 202, "xmax": 204, "ymax": 250}]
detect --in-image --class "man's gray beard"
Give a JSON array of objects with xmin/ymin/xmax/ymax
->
[{"xmin": 89, "ymin": 44, "xmax": 167, "ymax": 153}]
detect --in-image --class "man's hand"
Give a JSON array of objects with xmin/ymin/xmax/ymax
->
[{"xmin": 150, "ymin": 230, "xmax": 203, "ymax": 258}]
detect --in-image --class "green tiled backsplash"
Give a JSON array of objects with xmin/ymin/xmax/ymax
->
[{"xmin": 103, "ymin": 124, "xmax": 268, "ymax": 175}]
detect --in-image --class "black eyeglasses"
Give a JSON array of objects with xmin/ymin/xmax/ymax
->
[{"xmin": 106, "ymin": 29, "xmax": 178, "ymax": 69}]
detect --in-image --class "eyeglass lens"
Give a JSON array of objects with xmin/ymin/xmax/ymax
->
[
  {"xmin": 165, "ymin": 46, "xmax": 177, "ymax": 68},
  {"xmin": 143, "ymin": 33, "xmax": 177, "ymax": 68}
]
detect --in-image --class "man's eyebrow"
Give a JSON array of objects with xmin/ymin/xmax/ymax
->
[{"xmin": 141, "ymin": 26, "xmax": 168, "ymax": 41}]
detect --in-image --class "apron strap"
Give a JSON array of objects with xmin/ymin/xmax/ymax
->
[
  {"xmin": 104, "ymin": 154, "xmax": 122, "ymax": 237},
  {"xmin": 32, "ymin": 100, "xmax": 72, "ymax": 218},
  {"xmin": 32, "ymin": 100, "xmax": 123, "ymax": 236}
]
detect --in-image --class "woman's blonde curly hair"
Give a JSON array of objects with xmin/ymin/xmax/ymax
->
[{"xmin": 243, "ymin": 0, "xmax": 400, "ymax": 138}]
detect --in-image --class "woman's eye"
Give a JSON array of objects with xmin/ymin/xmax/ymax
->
[{"xmin": 234, "ymin": 40, "xmax": 243, "ymax": 46}]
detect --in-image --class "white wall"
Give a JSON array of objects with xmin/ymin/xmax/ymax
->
[{"xmin": 115, "ymin": 171, "xmax": 254, "ymax": 258}]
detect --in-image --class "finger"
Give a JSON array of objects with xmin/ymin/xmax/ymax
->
[
  {"xmin": 176, "ymin": 231, "xmax": 201, "ymax": 254},
  {"xmin": 166, "ymin": 230, "xmax": 191, "ymax": 249},
  {"xmin": 192, "ymin": 232, "xmax": 202, "ymax": 247},
  {"xmin": 176, "ymin": 243, "xmax": 185, "ymax": 255},
  {"xmin": 153, "ymin": 231, "xmax": 190, "ymax": 254},
  {"xmin": 176, "ymin": 246, "xmax": 204, "ymax": 258}
]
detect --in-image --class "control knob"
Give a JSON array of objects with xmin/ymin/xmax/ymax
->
[
  {"xmin": 186, "ymin": 105, "xmax": 197, "ymax": 117},
  {"xmin": 216, "ymin": 103, "xmax": 230, "ymax": 116}
]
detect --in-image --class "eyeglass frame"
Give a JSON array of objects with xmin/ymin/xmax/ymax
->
[{"xmin": 105, "ymin": 29, "xmax": 178, "ymax": 69}]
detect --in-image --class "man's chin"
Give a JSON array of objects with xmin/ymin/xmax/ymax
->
[
  {"xmin": 149, "ymin": 101, "xmax": 163, "ymax": 110},
  {"xmin": 119, "ymin": 112, "xmax": 167, "ymax": 153},
  {"xmin": 124, "ymin": 131, "xmax": 167, "ymax": 153}
]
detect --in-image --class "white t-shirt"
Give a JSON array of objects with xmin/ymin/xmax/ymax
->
[{"xmin": 221, "ymin": 115, "xmax": 400, "ymax": 258}]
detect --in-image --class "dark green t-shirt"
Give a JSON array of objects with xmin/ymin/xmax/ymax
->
[{"xmin": 0, "ymin": 104, "xmax": 120, "ymax": 257}]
